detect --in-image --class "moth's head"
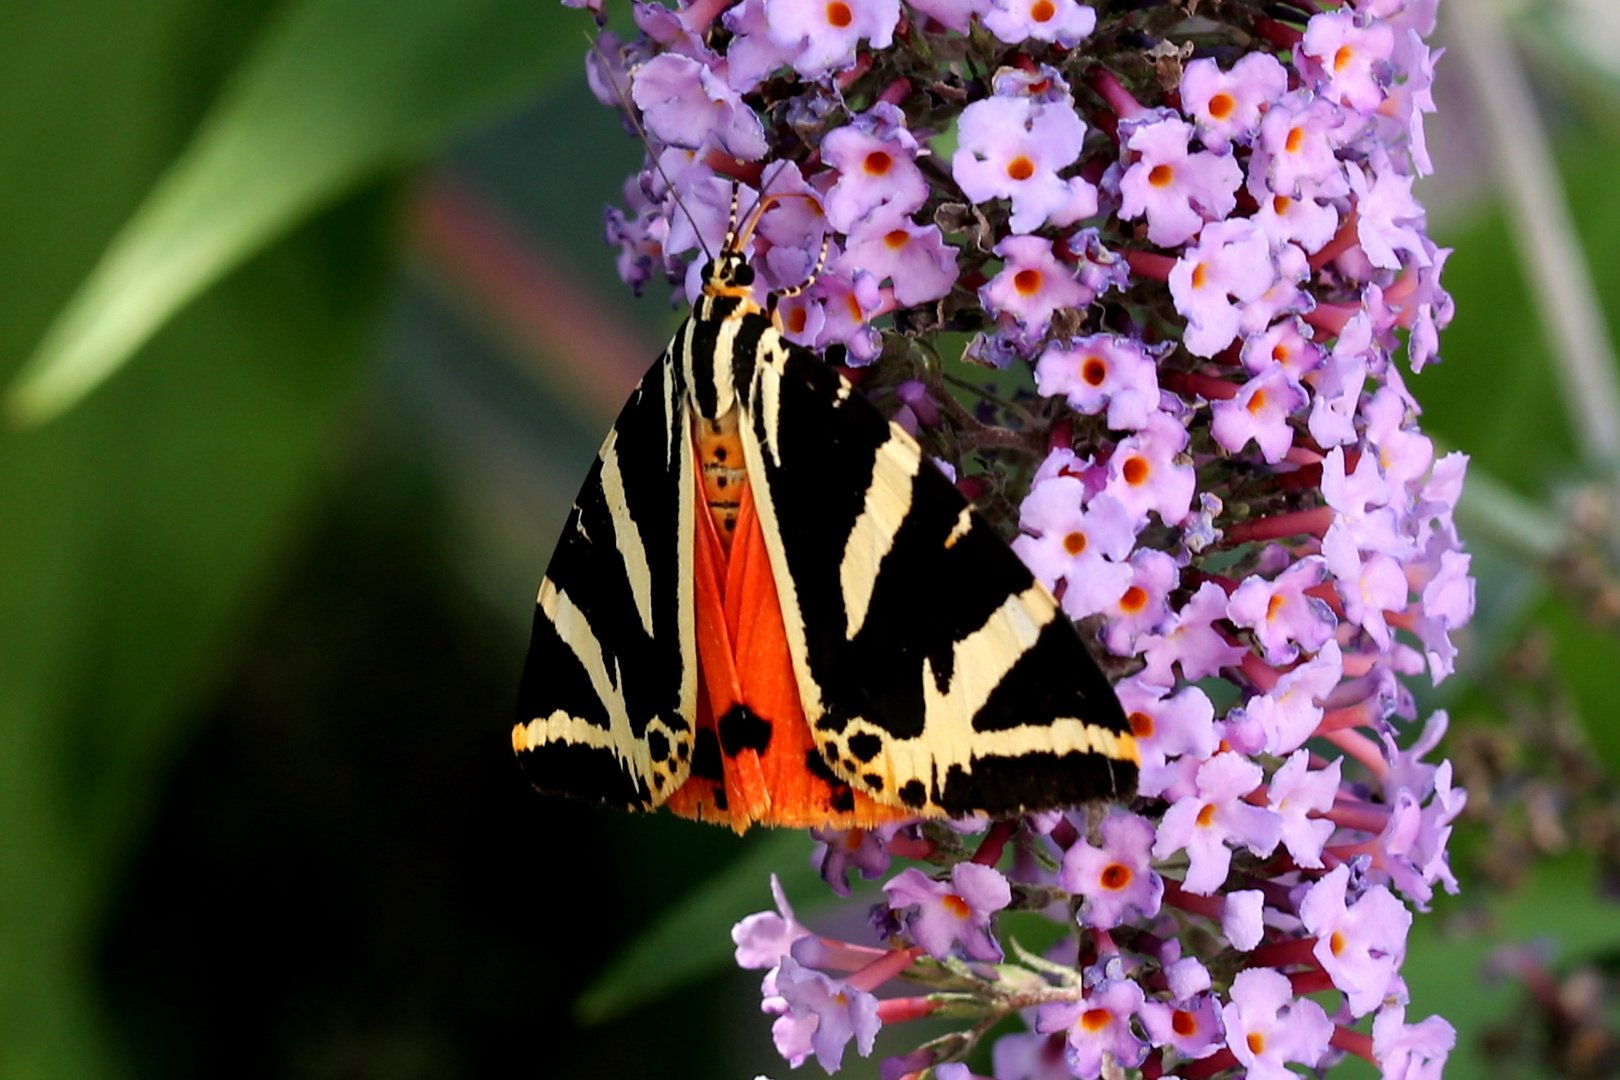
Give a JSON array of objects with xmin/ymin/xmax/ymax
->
[{"xmin": 700, "ymin": 247, "xmax": 759, "ymax": 301}]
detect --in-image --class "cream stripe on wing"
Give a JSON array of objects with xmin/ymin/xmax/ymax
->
[
  {"xmin": 513, "ymin": 578, "xmax": 650, "ymax": 780},
  {"xmin": 841, "ymin": 432, "xmax": 922, "ymax": 640},
  {"xmin": 845, "ymin": 585, "xmax": 1137, "ymax": 790},
  {"xmin": 597, "ymin": 436, "xmax": 655, "ymax": 639}
]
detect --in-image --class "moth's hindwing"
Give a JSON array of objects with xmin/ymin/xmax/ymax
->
[
  {"xmin": 737, "ymin": 323, "xmax": 1139, "ymax": 819},
  {"xmin": 512, "ymin": 350, "xmax": 698, "ymax": 809}
]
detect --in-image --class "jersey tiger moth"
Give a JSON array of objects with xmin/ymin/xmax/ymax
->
[{"xmin": 512, "ymin": 201, "xmax": 1139, "ymax": 832}]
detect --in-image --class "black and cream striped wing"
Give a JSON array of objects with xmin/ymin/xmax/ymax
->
[
  {"xmin": 512, "ymin": 351, "xmax": 698, "ymax": 809},
  {"xmin": 736, "ymin": 331, "xmax": 1138, "ymax": 819}
]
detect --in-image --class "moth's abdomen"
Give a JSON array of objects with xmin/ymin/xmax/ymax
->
[{"xmin": 695, "ymin": 409, "xmax": 748, "ymax": 552}]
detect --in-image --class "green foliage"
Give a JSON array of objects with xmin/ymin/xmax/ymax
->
[
  {"xmin": 574, "ymin": 829, "xmax": 821, "ymax": 1025},
  {"xmin": 0, "ymin": 0, "xmax": 579, "ymax": 1075},
  {"xmin": 7, "ymin": 0, "xmax": 583, "ymax": 425}
]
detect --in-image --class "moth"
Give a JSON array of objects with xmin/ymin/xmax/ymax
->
[{"xmin": 512, "ymin": 197, "xmax": 1138, "ymax": 832}]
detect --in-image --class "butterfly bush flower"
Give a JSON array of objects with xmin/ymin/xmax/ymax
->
[{"xmin": 572, "ymin": 0, "xmax": 1466, "ymax": 1074}]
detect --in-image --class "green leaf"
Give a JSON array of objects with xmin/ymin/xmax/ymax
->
[
  {"xmin": 0, "ymin": 5, "xmax": 401, "ymax": 1074},
  {"xmin": 6, "ymin": 0, "xmax": 584, "ymax": 425},
  {"xmin": 574, "ymin": 829, "xmax": 821, "ymax": 1025}
]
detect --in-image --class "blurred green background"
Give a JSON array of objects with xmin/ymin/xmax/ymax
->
[{"xmin": 6, "ymin": 0, "xmax": 1620, "ymax": 1077}]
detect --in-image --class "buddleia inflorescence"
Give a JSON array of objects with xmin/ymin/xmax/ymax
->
[{"xmin": 565, "ymin": 0, "xmax": 1468, "ymax": 1075}]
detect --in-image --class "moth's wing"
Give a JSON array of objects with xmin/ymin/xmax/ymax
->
[
  {"xmin": 512, "ymin": 350, "xmax": 698, "ymax": 809},
  {"xmin": 738, "ymin": 334, "xmax": 1138, "ymax": 819}
]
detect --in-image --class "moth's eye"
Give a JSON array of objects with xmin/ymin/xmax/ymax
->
[
  {"xmin": 700, "ymin": 259, "xmax": 718, "ymax": 280},
  {"xmin": 732, "ymin": 263, "xmax": 755, "ymax": 287}
]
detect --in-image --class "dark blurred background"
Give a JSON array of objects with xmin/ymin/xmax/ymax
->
[{"xmin": 11, "ymin": 0, "xmax": 1620, "ymax": 1077}]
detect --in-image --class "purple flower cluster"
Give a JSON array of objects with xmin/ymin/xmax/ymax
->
[{"xmin": 569, "ymin": 0, "xmax": 1470, "ymax": 1075}]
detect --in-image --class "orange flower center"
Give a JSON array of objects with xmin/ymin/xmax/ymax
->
[
  {"xmin": 1119, "ymin": 585, "xmax": 1148, "ymax": 613},
  {"xmin": 786, "ymin": 307, "xmax": 808, "ymax": 334},
  {"xmin": 1172, "ymin": 1009, "xmax": 1198, "ymax": 1037},
  {"xmin": 1330, "ymin": 930, "xmax": 1347, "ymax": 957},
  {"xmin": 1266, "ymin": 594, "xmax": 1287, "ymax": 621},
  {"xmin": 1285, "ymin": 125, "xmax": 1306, "ymax": 154},
  {"xmin": 1014, "ymin": 268, "xmax": 1043, "ymax": 295},
  {"xmin": 1081, "ymin": 356, "xmax": 1108, "ymax": 386},
  {"xmin": 826, "ymin": 1, "xmax": 854, "ymax": 27},
  {"xmin": 1063, "ymin": 531, "xmax": 1087, "ymax": 556},
  {"xmin": 1273, "ymin": 195, "xmax": 1293, "ymax": 214},
  {"xmin": 1191, "ymin": 261, "xmax": 1209, "ymax": 290},
  {"xmin": 846, "ymin": 292, "xmax": 865, "ymax": 321},
  {"xmin": 1100, "ymin": 863, "xmax": 1132, "ymax": 890},
  {"xmin": 844, "ymin": 827, "xmax": 867, "ymax": 850},
  {"xmin": 1122, "ymin": 456, "xmax": 1149, "ymax": 486},
  {"xmin": 1196, "ymin": 803, "xmax": 1217, "ymax": 827},
  {"xmin": 1246, "ymin": 388, "xmax": 1269, "ymax": 414},
  {"xmin": 1081, "ymin": 1008, "xmax": 1112, "ymax": 1033},
  {"xmin": 1208, "ymin": 92, "xmax": 1235, "ymax": 120},
  {"xmin": 942, "ymin": 894, "xmax": 971, "ymax": 918},
  {"xmin": 1128, "ymin": 710, "xmax": 1154, "ymax": 738},
  {"xmin": 1248, "ymin": 1032, "xmax": 1266, "ymax": 1056},
  {"xmin": 1006, "ymin": 156, "xmax": 1036, "ymax": 181},
  {"xmin": 1334, "ymin": 45, "xmax": 1355, "ymax": 72},
  {"xmin": 864, "ymin": 150, "xmax": 894, "ymax": 175},
  {"xmin": 884, "ymin": 229, "xmax": 910, "ymax": 249},
  {"xmin": 1148, "ymin": 163, "xmax": 1175, "ymax": 188}
]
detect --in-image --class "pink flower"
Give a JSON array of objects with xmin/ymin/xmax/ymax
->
[
  {"xmin": 954, "ymin": 94, "xmax": 1091, "ymax": 234},
  {"xmin": 1152, "ymin": 752, "xmax": 1282, "ymax": 894},
  {"xmin": 982, "ymin": 0, "xmax": 1095, "ymax": 47},
  {"xmin": 1059, "ymin": 812, "xmax": 1164, "ymax": 928},
  {"xmin": 1168, "ymin": 218, "xmax": 1276, "ymax": 357},
  {"xmin": 1117, "ymin": 114, "xmax": 1242, "ymax": 248},
  {"xmin": 1034, "ymin": 334, "xmax": 1163, "ymax": 431},
  {"xmin": 981, "ymin": 235, "xmax": 1095, "ymax": 339},
  {"xmin": 1222, "ymin": 968, "xmax": 1333, "ymax": 1080},
  {"xmin": 764, "ymin": 0, "xmax": 901, "ymax": 78},
  {"xmin": 1299, "ymin": 863, "xmax": 1412, "ymax": 1016},
  {"xmin": 1179, "ymin": 52, "xmax": 1289, "ymax": 153}
]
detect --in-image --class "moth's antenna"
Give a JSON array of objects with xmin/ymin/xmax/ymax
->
[
  {"xmin": 586, "ymin": 31, "xmax": 714, "ymax": 264},
  {"xmin": 777, "ymin": 231, "xmax": 831, "ymax": 299}
]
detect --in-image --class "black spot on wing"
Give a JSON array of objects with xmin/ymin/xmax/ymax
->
[
  {"xmin": 970, "ymin": 618, "xmax": 1130, "ymax": 736},
  {"xmin": 516, "ymin": 741, "xmax": 649, "ymax": 811},
  {"xmin": 692, "ymin": 729, "xmax": 724, "ymax": 782},
  {"xmin": 898, "ymin": 779, "xmax": 927, "ymax": 809},
  {"xmin": 718, "ymin": 705, "xmax": 773, "ymax": 756},
  {"xmin": 936, "ymin": 752, "xmax": 1138, "ymax": 818},
  {"xmin": 847, "ymin": 732, "xmax": 882, "ymax": 762}
]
